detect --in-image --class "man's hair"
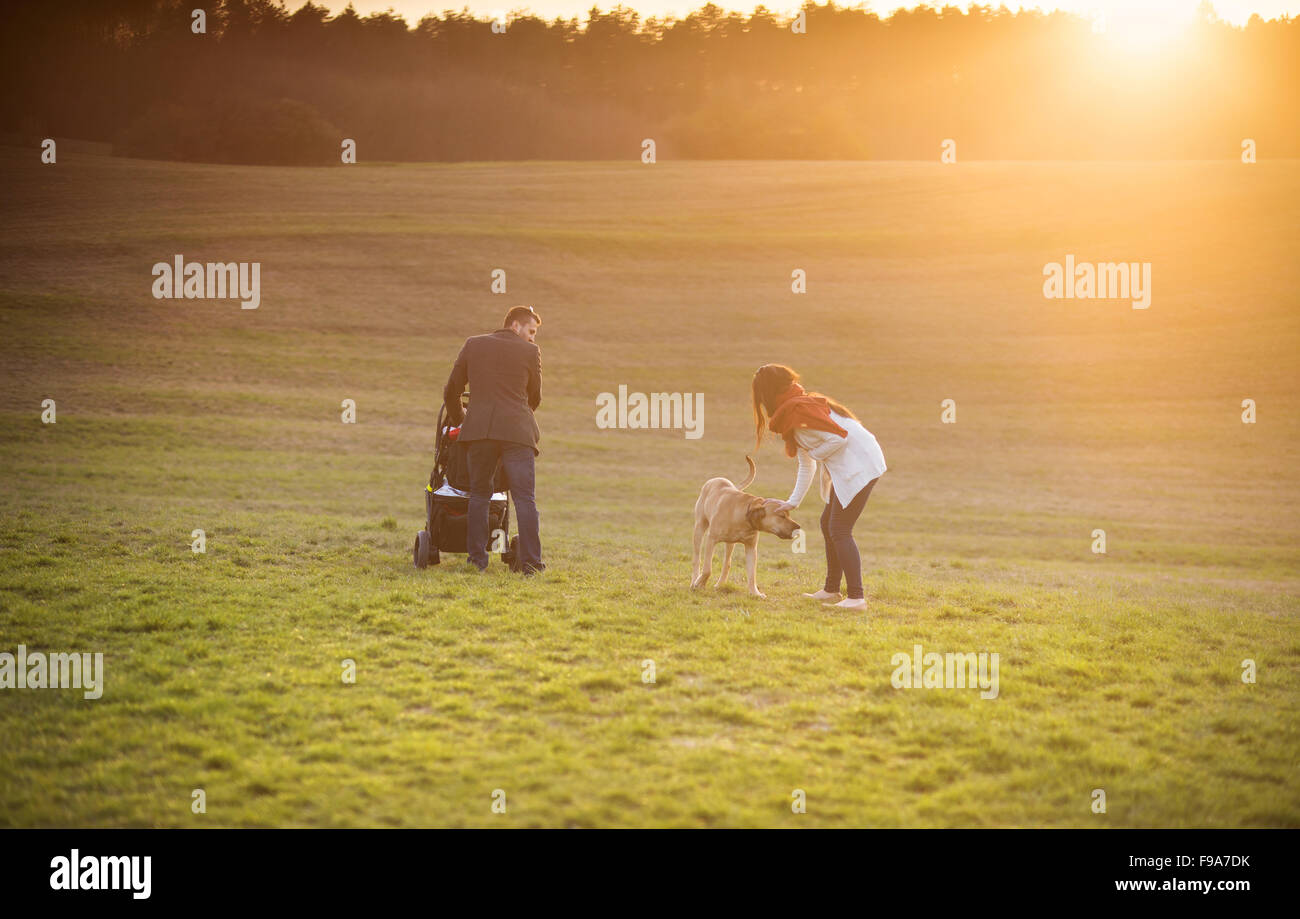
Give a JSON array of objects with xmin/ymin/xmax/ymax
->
[{"xmin": 504, "ymin": 305, "xmax": 541, "ymax": 328}]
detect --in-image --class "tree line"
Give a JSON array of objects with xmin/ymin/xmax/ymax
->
[{"xmin": 3, "ymin": 0, "xmax": 1296, "ymax": 163}]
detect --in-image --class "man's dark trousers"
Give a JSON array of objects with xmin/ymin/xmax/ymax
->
[{"xmin": 466, "ymin": 440, "xmax": 542, "ymax": 573}]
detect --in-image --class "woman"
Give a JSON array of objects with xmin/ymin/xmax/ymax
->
[{"xmin": 752, "ymin": 364, "xmax": 887, "ymax": 610}]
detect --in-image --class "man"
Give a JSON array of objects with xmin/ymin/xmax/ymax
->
[{"xmin": 443, "ymin": 305, "xmax": 545, "ymax": 574}]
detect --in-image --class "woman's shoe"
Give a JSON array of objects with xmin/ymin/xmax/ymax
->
[
  {"xmin": 802, "ymin": 589, "xmax": 842, "ymax": 600},
  {"xmin": 825, "ymin": 597, "xmax": 867, "ymax": 610}
]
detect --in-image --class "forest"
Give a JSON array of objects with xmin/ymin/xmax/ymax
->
[{"xmin": 3, "ymin": 0, "xmax": 1297, "ymax": 163}]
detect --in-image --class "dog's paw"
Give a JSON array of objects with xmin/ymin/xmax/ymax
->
[{"xmin": 751, "ymin": 590, "xmax": 767, "ymax": 599}]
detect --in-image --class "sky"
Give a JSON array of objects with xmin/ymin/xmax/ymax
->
[{"xmin": 317, "ymin": 0, "xmax": 1299, "ymax": 27}]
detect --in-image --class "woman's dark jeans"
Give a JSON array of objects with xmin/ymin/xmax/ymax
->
[{"xmin": 819, "ymin": 477, "xmax": 879, "ymax": 600}]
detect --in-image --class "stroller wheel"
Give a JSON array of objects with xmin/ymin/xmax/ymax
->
[
  {"xmin": 430, "ymin": 547, "xmax": 440, "ymax": 565},
  {"xmin": 504, "ymin": 535, "xmax": 520, "ymax": 571},
  {"xmin": 413, "ymin": 530, "xmax": 431, "ymax": 569}
]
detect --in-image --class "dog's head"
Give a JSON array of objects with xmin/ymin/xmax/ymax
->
[{"xmin": 747, "ymin": 498, "xmax": 801, "ymax": 539}]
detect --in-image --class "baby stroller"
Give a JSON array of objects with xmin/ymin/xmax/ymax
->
[{"xmin": 413, "ymin": 394, "xmax": 519, "ymax": 569}]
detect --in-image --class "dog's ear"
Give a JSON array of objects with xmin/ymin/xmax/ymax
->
[{"xmin": 746, "ymin": 498, "xmax": 767, "ymax": 528}]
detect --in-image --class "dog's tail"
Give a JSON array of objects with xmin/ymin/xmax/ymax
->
[{"xmin": 739, "ymin": 455, "xmax": 757, "ymax": 491}]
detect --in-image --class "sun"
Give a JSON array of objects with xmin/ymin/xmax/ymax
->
[{"xmin": 1088, "ymin": 1, "xmax": 1200, "ymax": 53}]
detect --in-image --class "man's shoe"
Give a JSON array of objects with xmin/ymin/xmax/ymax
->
[{"xmin": 467, "ymin": 560, "xmax": 488, "ymax": 573}]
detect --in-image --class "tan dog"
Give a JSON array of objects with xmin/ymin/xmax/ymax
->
[{"xmin": 691, "ymin": 456, "xmax": 801, "ymax": 598}]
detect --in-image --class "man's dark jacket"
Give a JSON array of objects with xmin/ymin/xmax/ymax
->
[{"xmin": 443, "ymin": 328, "xmax": 542, "ymax": 454}]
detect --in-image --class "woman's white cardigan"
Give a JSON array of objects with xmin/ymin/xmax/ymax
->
[{"xmin": 785, "ymin": 410, "xmax": 887, "ymax": 508}]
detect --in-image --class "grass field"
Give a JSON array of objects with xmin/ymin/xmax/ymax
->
[{"xmin": 0, "ymin": 146, "xmax": 1297, "ymax": 827}]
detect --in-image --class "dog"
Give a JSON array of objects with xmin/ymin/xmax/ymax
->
[{"xmin": 691, "ymin": 456, "xmax": 801, "ymax": 598}]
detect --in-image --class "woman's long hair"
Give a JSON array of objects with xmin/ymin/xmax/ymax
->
[{"xmin": 751, "ymin": 363, "xmax": 857, "ymax": 452}]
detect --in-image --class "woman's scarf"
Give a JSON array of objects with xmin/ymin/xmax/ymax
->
[{"xmin": 767, "ymin": 381, "xmax": 848, "ymax": 457}]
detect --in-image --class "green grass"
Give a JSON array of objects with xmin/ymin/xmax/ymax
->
[{"xmin": 0, "ymin": 147, "xmax": 1297, "ymax": 826}]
